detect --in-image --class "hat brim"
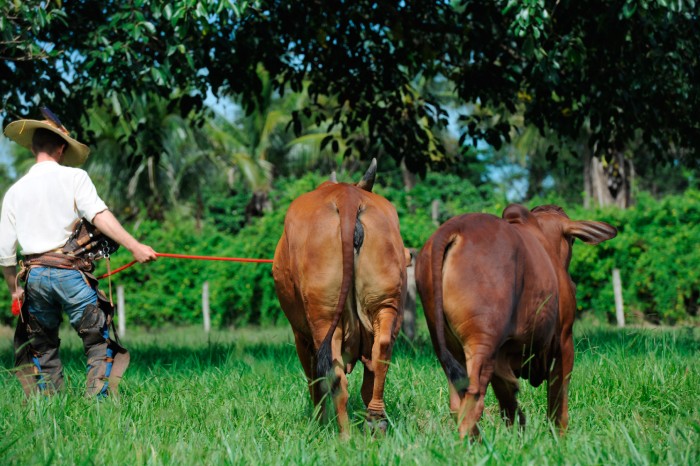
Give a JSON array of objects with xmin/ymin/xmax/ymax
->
[{"xmin": 3, "ymin": 119, "xmax": 90, "ymax": 167}]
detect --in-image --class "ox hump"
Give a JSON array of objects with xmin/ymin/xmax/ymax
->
[{"xmin": 502, "ymin": 204, "xmax": 532, "ymax": 225}]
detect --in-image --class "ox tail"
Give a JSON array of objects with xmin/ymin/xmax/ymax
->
[
  {"xmin": 316, "ymin": 196, "xmax": 361, "ymax": 394},
  {"xmin": 430, "ymin": 223, "xmax": 469, "ymax": 395}
]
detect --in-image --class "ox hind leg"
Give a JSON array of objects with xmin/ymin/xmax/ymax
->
[
  {"xmin": 547, "ymin": 330, "xmax": 574, "ymax": 434},
  {"xmin": 491, "ymin": 357, "xmax": 525, "ymax": 428},
  {"xmin": 360, "ymin": 308, "xmax": 400, "ymax": 433},
  {"xmin": 314, "ymin": 321, "xmax": 351, "ymax": 438},
  {"xmin": 455, "ymin": 345, "xmax": 496, "ymax": 439},
  {"xmin": 327, "ymin": 325, "xmax": 351, "ymax": 438}
]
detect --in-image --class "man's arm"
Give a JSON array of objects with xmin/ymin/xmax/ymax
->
[
  {"xmin": 2, "ymin": 266, "xmax": 23, "ymax": 302},
  {"xmin": 92, "ymin": 210, "xmax": 157, "ymax": 263}
]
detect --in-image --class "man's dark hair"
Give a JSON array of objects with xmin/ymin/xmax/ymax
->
[{"xmin": 32, "ymin": 128, "xmax": 67, "ymax": 155}]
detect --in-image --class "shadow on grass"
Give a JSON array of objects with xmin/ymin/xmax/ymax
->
[
  {"xmin": 575, "ymin": 324, "xmax": 699, "ymax": 357},
  {"xmin": 2, "ymin": 324, "xmax": 696, "ymax": 379}
]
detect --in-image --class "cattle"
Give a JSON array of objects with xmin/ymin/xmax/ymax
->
[
  {"xmin": 272, "ymin": 159, "xmax": 408, "ymax": 437},
  {"xmin": 415, "ymin": 204, "xmax": 617, "ymax": 438}
]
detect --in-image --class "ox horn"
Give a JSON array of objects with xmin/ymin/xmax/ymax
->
[
  {"xmin": 329, "ymin": 171, "xmax": 337, "ymax": 182},
  {"xmin": 356, "ymin": 158, "xmax": 377, "ymax": 192}
]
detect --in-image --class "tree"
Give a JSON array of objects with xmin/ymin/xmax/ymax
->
[
  {"xmin": 510, "ymin": 0, "xmax": 699, "ymax": 206},
  {"xmin": 2, "ymin": 0, "xmax": 698, "ymax": 184},
  {"xmin": 491, "ymin": 118, "xmax": 698, "ymax": 208},
  {"xmin": 84, "ymin": 93, "xmax": 218, "ymax": 220}
]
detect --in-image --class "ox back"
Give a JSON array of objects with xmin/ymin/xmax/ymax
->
[
  {"xmin": 272, "ymin": 159, "xmax": 407, "ymax": 437},
  {"xmin": 415, "ymin": 203, "xmax": 617, "ymax": 439}
]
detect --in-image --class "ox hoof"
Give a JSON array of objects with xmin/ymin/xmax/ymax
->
[{"xmin": 365, "ymin": 411, "xmax": 388, "ymax": 434}]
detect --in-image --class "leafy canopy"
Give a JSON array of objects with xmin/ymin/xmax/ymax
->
[{"xmin": 1, "ymin": 0, "xmax": 698, "ymax": 175}]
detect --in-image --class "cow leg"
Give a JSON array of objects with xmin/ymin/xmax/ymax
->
[
  {"xmin": 547, "ymin": 331, "xmax": 574, "ymax": 434},
  {"xmin": 361, "ymin": 362, "xmax": 374, "ymax": 407},
  {"xmin": 292, "ymin": 331, "xmax": 324, "ymax": 418},
  {"xmin": 329, "ymin": 326, "xmax": 351, "ymax": 438},
  {"xmin": 306, "ymin": 316, "xmax": 351, "ymax": 437},
  {"xmin": 361, "ymin": 308, "xmax": 399, "ymax": 433},
  {"xmin": 491, "ymin": 374, "xmax": 525, "ymax": 428},
  {"xmin": 456, "ymin": 354, "xmax": 494, "ymax": 439},
  {"xmin": 447, "ymin": 382, "xmax": 462, "ymax": 419}
]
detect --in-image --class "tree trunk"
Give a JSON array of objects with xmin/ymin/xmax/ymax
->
[
  {"xmin": 245, "ymin": 190, "xmax": 272, "ymax": 221},
  {"xmin": 583, "ymin": 146, "xmax": 593, "ymax": 209},
  {"xmin": 402, "ymin": 248, "xmax": 417, "ymax": 341},
  {"xmin": 526, "ymin": 164, "xmax": 547, "ymax": 200},
  {"xmin": 584, "ymin": 148, "xmax": 634, "ymax": 209},
  {"xmin": 400, "ymin": 159, "xmax": 417, "ymax": 191},
  {"xmin": 401, "ymin": 159, "xmax": 418, "ymax": 214}
]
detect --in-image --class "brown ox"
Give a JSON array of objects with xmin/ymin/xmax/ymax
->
[
  {"xmin": 415, "ymin": 204, "xmax": 617, "ymax": 438},
  {"xmin": 272, "ymin": 159, "xmax": 407, "ymax": 436}
]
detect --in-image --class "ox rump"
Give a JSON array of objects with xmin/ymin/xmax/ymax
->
[
  {"xmin": 272, "ymin": 159, "xmax": 408, "ymax": 437},
  {"xmin": 415, "ymin": 204, "xmax": 617, "ymax": 439}
]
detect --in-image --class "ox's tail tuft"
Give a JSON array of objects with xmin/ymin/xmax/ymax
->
[
  {"xmin": 431, "ymin": 223, "xmax": 469, "ymax": 395},
  {"xmin": 445, "ymin": 361, "xmax": 469, "ymax": 394},
  {"xmin": 317, "ymin": 336, "xmax": 337, "ymax": 394}
]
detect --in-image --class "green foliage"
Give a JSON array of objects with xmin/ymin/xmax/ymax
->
[
  {"xmin": 99, "ymin": 173, "xmax": 326, "ymax": 328},
  {"xmin": 204, "ymin": 188, "xmax": 251, "ymax": 235},
  {"xmin": 557, "ymin": 190, "xmax": 700, "ymax": 324},
  {"xmin": 82, "ymin": 94, "xmax": 273, "ymax": 220},
  {"xmin": 0, "ymin": 162, "xmax": 12, "ymax": 195},
  {"xmin": 379, "ymin": 171, "xmax": 498, "ymax": 250},
  {"xmin": 522, "ymin": 0, "xmax": 700, "ymax": 166},
  {"xmin": 3, "ymin": 0, "xmax": 698, "ymax": 181},
  {"xmin": 0, "ymin": 1, "xmax": 68, "ymax": 115},
  {"xmin": 93, "ymin": 211, "xmax": 285, "ymax": 328},
  {"xmin": 0, "ymin": 171, "xmax": 697, "ymax": 326},
  {"xmin": 0, "ymin": 324, "xmax": 698, "ymax": 464}
]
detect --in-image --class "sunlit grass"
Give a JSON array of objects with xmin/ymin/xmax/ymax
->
[{"xmin": 1, "ymin": 321, "xmax": 698, "ymax": 465}]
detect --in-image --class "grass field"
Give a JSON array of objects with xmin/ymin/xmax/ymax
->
[{"xmin": 0, "ymin": 320, "xmax": 698, "ymax": 465}]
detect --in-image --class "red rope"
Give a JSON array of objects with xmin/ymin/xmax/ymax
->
[{"xmin": 97, "ymin": 253, "xmax": 273, "ymax": 279}]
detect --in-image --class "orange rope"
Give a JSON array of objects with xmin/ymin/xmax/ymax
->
[{"xmin": 97, "ymin": 253, "xmax": 274, "ymax": 279}]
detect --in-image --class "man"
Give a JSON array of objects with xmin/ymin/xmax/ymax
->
[{"xmin": 0, "ymin": 110, "xmax": 157, "ymax": 397}]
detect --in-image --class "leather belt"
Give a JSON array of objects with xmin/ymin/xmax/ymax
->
[{"xmin": 23, "ymin": 252, "xmax": 94, "ymax": 273}]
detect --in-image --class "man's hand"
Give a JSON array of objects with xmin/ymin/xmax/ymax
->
[
  {"xmin": 92, "ymin": 210, "xmax": 158, "ymax": 264},
  {"xmin": 11, "ymin": 287, "xmax": 24, "ymax": 315},
  {"xmin": 130, "ymin": 243, "xmax": 158, "ymax": 263},
  {"xmin": 11, "ymin": 287, "xmax": 24, "ymax": 303}
]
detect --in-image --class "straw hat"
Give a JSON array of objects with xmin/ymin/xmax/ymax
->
[{"xmin": 3, "ymin": 108, "xmax": 90, "ymax": 167}]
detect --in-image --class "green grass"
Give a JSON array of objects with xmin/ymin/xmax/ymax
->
[{"xmin": 0, "ymin": 321, "xmax": 698, "ymax": 465}]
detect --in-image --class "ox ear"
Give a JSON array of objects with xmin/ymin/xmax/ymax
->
[
  {"xmin": 567, "ymin": 220, "xmax": 618, "ymax": 245},
  {"xmin": 502, "ymin": 204, "xmax": 531, "ymax": 224},
  {"xmin": 356, "ymin": 158, "xmax": 377, "ymax": 192}
]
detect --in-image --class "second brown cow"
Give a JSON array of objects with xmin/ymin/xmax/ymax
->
[
  {"xmin": 415, "ymin": 204, "xmax": 617, "ymax": 438},
  {"xmin": 272, "ymin": 159, "xmax": 408, "ymax": 437}
]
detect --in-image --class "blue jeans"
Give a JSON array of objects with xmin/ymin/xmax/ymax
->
[{"xmin": 26, "ymin": 267, "xmax": 98, "ymax": 329}]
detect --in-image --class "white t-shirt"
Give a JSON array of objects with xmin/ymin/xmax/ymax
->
[{"xmin": 0, "ymin": 161, "xmax": 108, "ymax": 266}]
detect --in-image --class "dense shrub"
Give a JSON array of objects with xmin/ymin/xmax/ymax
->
[
  {"xmin": 1, "ymin": 176, "xmax": 697, "ymax": 327},
  {"xmin": 378, "ymin": 171, "xmax": 499, "ymax": 250},
  {"xmin": 569, "ymin": 190, "xmax": 700, "ymax": 324}
]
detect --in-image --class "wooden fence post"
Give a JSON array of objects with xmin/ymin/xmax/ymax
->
[
  {"xmin": 117, "ymin": 285, "xmax": 126, "ymax": 338},
  {"xmin": 202, "ymin": 281, "xmax": 211, "ymax": 333},
  {"xmin": 431, "ymin": 200, "xmax": 440, "ymax": 226},
  {"xmin": 612, "ymin": 268, "xmax": 625, "ymax": 328},
  {"xmin": 402, "ymin": 248, "xmax": 417, "ymax": 341}
]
